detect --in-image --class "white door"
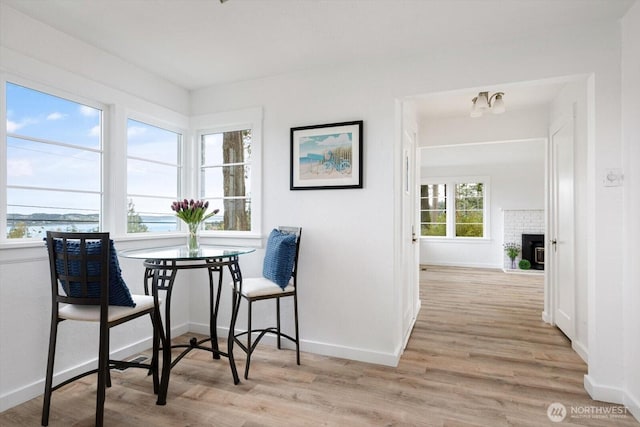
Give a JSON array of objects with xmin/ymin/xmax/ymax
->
[
  {"xmin": 550, "ymin": 114, "xmax": 575, "ymax": 340},
  {"xmin": 401, "ymin": 128, "xmax": 419, "ymax": 345}
]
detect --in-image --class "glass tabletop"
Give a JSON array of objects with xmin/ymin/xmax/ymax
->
[{"xmin": 119, "ymin": 245, "xmax": 255, "ymax": 261}]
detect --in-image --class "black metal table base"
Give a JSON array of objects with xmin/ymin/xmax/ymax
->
[{"xmin": 143, "ymin": 256, "xmax": 243, "ymax": 405}]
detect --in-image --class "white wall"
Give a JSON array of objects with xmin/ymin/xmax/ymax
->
[
  {"xmin": 419, "ymin": 106, "xmax": 549, "ymax": 147},
  {"xmin": 621, "ymin": 0, "xmax": 640, "ymax": 420},
  {"xmin": 190, "ymin": 69, "xmax": 400, "ymax": 366},
  {"xmin": 420, "ymin": 140, "xmax": 545, "ymax": 268},
  {"xmin": 0, "ymin": 1, "xmax": 637, "ymax": 417}
]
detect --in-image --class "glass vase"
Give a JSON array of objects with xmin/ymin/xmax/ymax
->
[
  {"xmin": 510, "ymin": 258, "xmax": 516, "ymax": 269},
  {"xmin": 187, "ymin": 222, "xmax": 201, "ymax": 255}
]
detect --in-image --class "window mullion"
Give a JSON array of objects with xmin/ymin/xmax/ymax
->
[
  {"xmin": 447, "ymin": 182, "xmax": 455, "ymax": 238},
  {"xmin": 0, "ymin": 79, "xmax": 6, "ymax": 238}
]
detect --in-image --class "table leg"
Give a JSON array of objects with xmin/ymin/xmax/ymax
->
[
  {"xmin": 208, "ymin": 266, "xmax": 222, "ymax": 359},
  {"xmin": 156, "ymin": 266, "xmax": 177, "ymax": 406},
  {"xmin": 227, "ymin": 260, "xmax": 242, "ymax": 385},
  {"xmin": 145, "ymin": 268, "xmax": 163, "ymax": 395}
]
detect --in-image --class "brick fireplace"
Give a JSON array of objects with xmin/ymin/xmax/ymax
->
[{"xmin": 503, "ymin": 209, "xmax": 544, "ymax": 270}]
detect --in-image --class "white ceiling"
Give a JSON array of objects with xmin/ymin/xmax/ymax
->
[{"xmin": 2, "ymin": 0, "xmax": 634, "ymax": 92}]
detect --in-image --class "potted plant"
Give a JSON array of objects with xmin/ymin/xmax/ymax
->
[{"xmin": 503, "ymin": 242, "xmax": 520, "ymax": 269}]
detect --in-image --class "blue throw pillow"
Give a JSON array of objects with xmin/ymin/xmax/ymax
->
[
  {"xmin": 263, "ymin": 229, "xmax": 297, "ymax": 289},
  {"xmin": 52, "ymin": 239, "xmax": 136, "ymax": 307}
]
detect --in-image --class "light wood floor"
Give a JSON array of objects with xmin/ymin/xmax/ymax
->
[{"xmin": 1, "ymin": 266, "xmax": 637, "ymax": 426}]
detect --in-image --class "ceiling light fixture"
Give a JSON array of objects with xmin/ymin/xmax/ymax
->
[{"xmin": 470, "ymin": 91, "xmax": 505, "ymax": 117}]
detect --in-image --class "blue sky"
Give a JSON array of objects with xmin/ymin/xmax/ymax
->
[
  {"xmin": 6, "ymin": 82, "xmax": 102, "ymax": 216},
  {"xmin": 6, "ymin": 83, "xmax": 178, "ymax": 220},
  {"xmin": 299, "ymin": 132, "xmax": 352, "ymax": 158}
]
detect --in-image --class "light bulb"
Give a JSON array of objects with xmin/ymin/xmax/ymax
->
[{"xmin": 492, "ymin": 93, "xmax": 505, "ymax": 114}]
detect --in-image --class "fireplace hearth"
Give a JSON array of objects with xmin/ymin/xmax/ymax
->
[{"xmin": 522, "ymin": 234, "xmax": 545, "ymax": 270}]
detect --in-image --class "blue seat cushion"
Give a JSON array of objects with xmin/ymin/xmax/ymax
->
[
  {"xmin": 53, "ymin": 239, "xmax": 136, "ymax": 307},
  {"xmin": 262, "ymin": 229, "xmax": 297, "ymax": 289}
]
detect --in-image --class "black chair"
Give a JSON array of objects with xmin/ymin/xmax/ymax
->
[
  {"xmin": 42, "ymin": 232, "xmax": 162, "ymax": 427},
  {"xmin": 231, "ymin": 226, "xmax": 302, "ymax": 379}
]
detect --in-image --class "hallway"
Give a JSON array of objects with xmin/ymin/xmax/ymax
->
[{"xmin": 405, "ymin": 266, "xmax": 636, "ymax": 425}]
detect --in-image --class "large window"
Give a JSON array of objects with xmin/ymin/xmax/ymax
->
[
  {"xmin": 3, "ymin": 79, "xmax": 259, "ymax": 243},
  {"xmin": 200, "ymin": 128, "xmax": 251, "ymax": 231},
  {"xmin": 126, "ymin": 118, "xmax": 182, "ymax": 233},
  {"xmin": 5, "ymin": 82, "xmax": 102, "ymax": 239},
  {"xmin": 421, "ymin": 179, "xmax": 487, "ymax": 238}
]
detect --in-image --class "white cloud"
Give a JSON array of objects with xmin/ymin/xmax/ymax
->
[
  {"xmin": 127, "ymin": 126, "xmax": 147, "ymax": 138},
  {"xmin": 6, "ymin": 120, "xmax": 20, "ymax": 133},
  {"xmin": 7, "ymin": 159, "xmax": 33, "ymax": 177},
  {"xmin": 79, "ymin": 105, "xmax": 99, "ymax": 117},
  {"xmin": 89, "ymin": 125, "xmax": 101, "ymax": 137},
  {"xmin": 46, "ymin": 112, "xmax": 67, "ymax": 121},
  {"xmin": 316, "ymin": 133, "xmax": 352, "ymax": 147},
  {"xmin": 6, "ymin": 118, "xmax": 37, "ymax": 133}
]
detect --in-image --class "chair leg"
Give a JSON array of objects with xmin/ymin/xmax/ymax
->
[
  {"xmin": 276, "ymin": 298, "xmax": 281, "ymax": 349},
  {"xmin": 105, "ymin": 332, "xmax": 111, "ymax": 389},
  {"xmin": 95, "ymin": 325, "xmax": 108, "ymax": 427},
  {"xmin": 41, "ymin": 318, "xmax": 58, "ymax": 426},
  {"xmin": 244, "ymin": 300, "xmax": 252, "ymax": 380},
  {"xmin": 294, "ymin": 293, "xmax": 300, "ymax": 365},
  {"xmin": 150, "ymin": 311, "xmax": 160, "ymax": 394}
]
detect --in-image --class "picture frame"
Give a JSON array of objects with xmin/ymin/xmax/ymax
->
[{"xmin": 290, "ymin": 120, "xmax": 363, "ymax": 190}]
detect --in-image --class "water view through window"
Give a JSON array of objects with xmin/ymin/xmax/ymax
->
[
  {"xmin": 126, "ymin": 118, "xmax": 182, "ymax": 233},
  {"xmin": 6, "ymin": 82, "xmax": 102, "ymax": 239}
]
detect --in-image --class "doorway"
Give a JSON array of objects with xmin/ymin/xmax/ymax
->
[{"xmin": 398, "ymin": 75, "xmax": 587, "ymax": 362}]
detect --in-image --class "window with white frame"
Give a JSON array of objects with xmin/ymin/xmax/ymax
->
[
  {"xmin": 3, "ymin": 77, "xmax": 259, "ymax": 242},
  {"xmin": 192, "ymin": 107, "xmax": 262, "ymax": 236},
  {"xmin": 420, "ymin": 180, "xmax": 487, "ymax": 238},
  {"xmin": 4, "ymin": 81, "xmax": 103, "ymax": 240},
  {"xmin": 199, "ymin": 128, "xmax": 252, "ymax": 231},
  {"xmin": 126, "ymin": 118, "xmax": 182, "ymax": 233}
]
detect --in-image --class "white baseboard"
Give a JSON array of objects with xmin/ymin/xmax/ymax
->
[
  {"xmin": 502, "ymin": 268, "xmax": 544, "ymax": 275},
  {"xmin": 189, "ymin": 321, "xmax": 401, "ymax": 367},
  {"xmin": 626, "ymin": 389, "xmax": 640, "ymax": 423},
  {"xmin": 399, "ymin": 300, "xmax": 422, "ymax": 358},
  {"xmin": 542, "ymin": 310, "xmax": 552, "ymax": 323},
  {"xmin": 0, "ymin": 322, "xmax": 190, "ymax": 413},
  {"xmin": 584, "ymin": 374, "xmax": 625, "ymax": 403},
  {"xmin": 584, "ymin": 375, "xmax": 640, "ymax": 422},
  {"xmin": 572, "ymin": 340, "xmax": 588, "ymax": 364},
  {"xmin": 421, "ymin": 261, "xmax": 501, "ymax": 269}
]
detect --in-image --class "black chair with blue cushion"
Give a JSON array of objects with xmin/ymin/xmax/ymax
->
[
  {"xmin": 42, "ymin": 232, "xmax": 163, "ymax": 427},
  {"xmin": 231, "ymin": 226, "xmax": 302, "ymax": 379}
]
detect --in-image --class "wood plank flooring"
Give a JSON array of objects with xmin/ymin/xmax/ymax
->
[{"xmin": 1, "ymin": 266, "xmax": 637, "ymax": 426}]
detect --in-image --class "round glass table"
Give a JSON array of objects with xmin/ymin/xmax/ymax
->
[{"xmin": 119, "ymin": 244, "xmax": 255, "ymax": 405}]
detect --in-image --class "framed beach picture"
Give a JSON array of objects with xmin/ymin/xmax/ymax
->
[{"xmin": 290, "ymin": 120, "xmax": 363, "ymax": 190}]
